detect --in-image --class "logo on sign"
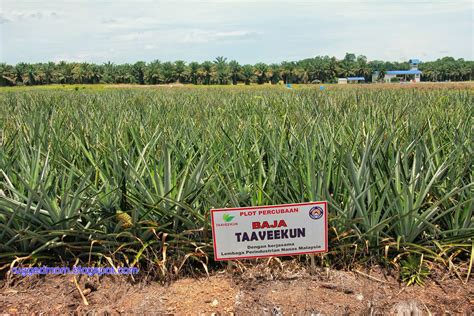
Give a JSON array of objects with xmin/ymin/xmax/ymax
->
[
  {"xmin": 211, "ymin": 201, "xmax": 328, "ymax": 261},
  {"xmin": 309, "ymin": 206, "xmax": 324, "ymax": 220},
  {"xmin": 223, "ymin": 214, "xmax": 235, "ymax": 222}
]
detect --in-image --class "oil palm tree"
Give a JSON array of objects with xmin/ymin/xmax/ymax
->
[
  {"xmin": 254, "ymin": 62, "xmax": 268, "ymax": 84},
  {"xmin": 161, "ymin": 62, "xmax": 176, "ymax": 83},
  {"xmin": 268, "ymin": 63, "xmax": 281, "ymax": 84},
  {"xmin": 200, "ymin": 61, "xmax": 213, "ymax": 85},
  {"xmin": 145, "ymin": 60, "xmax": 162, "ymax": 84},
  {"xmin": 228, "ymin": 60, "xmax": 241, "ymax": 85},
  {"xmin": 188, "ymin": 62, "xmax": 200, "ymax": 84},
  {"xmin": 0, "ymin": 63, "xmax": 16, "ymax": 86},
  {"xmin": 241, "ymin": 64, "xmax": 254, "ymax": 85},
  {"xmin": 213, "ymin": 56, "xmax": 228, "ymax": 84},
  {"xmin": 174, "ymin": 60, "xmax": 187, "ymax": 83}
]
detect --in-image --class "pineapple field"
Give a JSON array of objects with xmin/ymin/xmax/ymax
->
[{"xmin": 0, "ymin": 84, "xmax": 472, "ymax": 275}]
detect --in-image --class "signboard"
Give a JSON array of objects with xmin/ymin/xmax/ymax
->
[{"xmin": 211, "ymin": 202, "xmax": 327, "ymax": 261}]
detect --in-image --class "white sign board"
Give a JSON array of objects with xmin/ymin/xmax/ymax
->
[{"xmin": 211, "ymin": 202, "xmax": 327, "ymax": 261}]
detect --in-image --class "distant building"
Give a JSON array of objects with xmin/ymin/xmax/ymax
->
[
  {"xmin": 347, "ymin": 77, "xmax": 365, "ymax": 83},
  {"xmin": 383, "ymin": 59, "xmax": 422, "ymax": 83},
  {"xmin": 338, "ymin": 77, "xmax": 365, "ymax": 84}
]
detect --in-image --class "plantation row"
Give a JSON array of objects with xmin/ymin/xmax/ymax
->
[
  {"xmin": 1, "ymin": 55, "xmax": 473, "ymax": 87},
  {"xmin": 0, "ymin": 86, "xmax": 472, "ymax": 276}
]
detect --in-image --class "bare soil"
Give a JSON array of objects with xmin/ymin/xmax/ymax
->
[{"xmin": 1, "ymin": 263, "xmax": 472, "ymax": 315}]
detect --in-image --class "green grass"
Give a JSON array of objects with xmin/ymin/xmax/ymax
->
[{"xmin": 0, "ymin": 86, "xmax": 472, "ymax": 279}]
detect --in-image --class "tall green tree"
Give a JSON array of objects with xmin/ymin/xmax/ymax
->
[
  {"xmin": 214, "ymin": 56, "xmax": 229, "ymax": 84},
  {"xmin": 241, "ymin": 64, "xmax": 254, "ymax": 85},
  {"xmin": 132, "ymin": 61, "xmax": 146, "ymax": 84},
  {"xmin": 228, "ymin": 60, "xmax": 241, "ymax": 85},
  {"xmin": 175, "ymin": 60, "xmax": 187, "ymax": 83},
  {"xmin": 200, "ymin": 61, "xmax": 213, "ymax": 85},
  {"xmin": 281, "ymin": 61, "xmax": 296, "ymax": 84},
  {"xmin": 254, "ymin": 62, "xmax": 268, "ymax": 84},
  {"xmin": 0, "ymin": 63, "xmax": 16, "ymax": 86},
  {"xmin": 161, "ymin": 62, "xmax": 176, "ymax": 83},
  {"xmin": 145, "ymin": 60, "xmax": 162, "ymax": 84},
  {"xmin": 188, "ymin": 62, "xmax": 200, "ymax": 84}
]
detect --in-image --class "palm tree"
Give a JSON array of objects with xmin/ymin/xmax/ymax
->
[
  {"xmin": 115, "ymin": 64, "xmax": 134, "ymax": 83},
  {"xmin": 0, "ymin": 63, "xmax": 16, "ymax": 86},
  {"xmin": 133, "ymin": 61, "xmax": 146, "ymax": 84},
  {"xmin": 268, "ymin": 63, "xmax": 281, "ymax": 84},
  {"xmin": 188, "ymin": 62, "xmax": 200, "ymax": 84},
  {"xmin": 34, "ymin": 64, "xmax": 47, "ymax": 84},
  {"xmin": 254, "ymin": 62, "xmax": 268, "ymax": 84},
  {"xmin": 40, "ymin": 62, "xmax": 55, "ymax": 84},
  {"xmin": 145, "ymin": 60, "xmax": 162, "ymax": 84},
  {"xmin": 16, "ymin": 63, "xmax": 37, "ymax": 85},
  {"xmin": 90, "ymin": 64, "xmax": 102, "ymax": 84},
  {"xmin": 228, "ymin": 60, "xmax": 241, "ymax": 85},
  {"xmin": 161, "ymin": 62, "xmax": 176, "ymax": 83},
  {"xmin": 200, "ymin": 61, "xmax": 213, "ymax": 85},
  {"xmin": 241, "ymin": 64, "xmax": 254, "ymax": 85},
  {"xmin": 297, "ymin": 60, "xmax": 312, "ymax": 83},
  {"xmin": 56, "ymin": 61, "xmax": 74, "ymax": 84},
  {"xmin": 355, "ymin": 55, "xmax": 370, "ymax": 79},
  {"xmin": 102, "ymin": 61, "xmax": 116, "ymax": 84},
  {"xmin": 174, "ymin": 60, "xmax": 187, "ymax": 83},
  {"xmin": 72, "ymin": 63, "xmax": 86, "ymax": 84},
  {"xmin": 213, "ymin": 56, "xmax": 228, "ymax": 84},
  {"xmin": 281, "ymin": 61, "xmax": 296, "ymax": 84}
]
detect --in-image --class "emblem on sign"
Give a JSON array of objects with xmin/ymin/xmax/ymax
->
[
  {"xmin": 211, "ymin": 202, "xmax": 328, "ymax": 261},
  {"xmin": 309, "ymin": 206, "xmax": 324, "ymax": 220}
]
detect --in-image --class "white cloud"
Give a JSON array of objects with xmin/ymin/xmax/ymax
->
[
  {"xmin": 111, "ymin": 28, "xmax": 260, "ymax": 44},
  {"xmin": 0, "ymin": 15, "xmax": 11, "ymax": 24},
  {"xmin": 0, "ymin": 10, "xmax": 60, "ymax": 23},
  {"xmin": 181, "ymin": 30, "xmax": 260, "ymax": 43},
  {"xmin": 1, "ymin": 0, "xmax": 472, "ymax": 63},
  {"xmin": 102, "ymin": 17, "xmax": 163, "ymax": 30},
  {"xmin": 52, "ymin": 50, "xmax": 115, "ymax": 63}
]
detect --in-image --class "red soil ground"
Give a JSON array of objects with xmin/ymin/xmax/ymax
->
[{"xmin": 1, "ymin": 263, "xmax": 472, "ymax": 315}]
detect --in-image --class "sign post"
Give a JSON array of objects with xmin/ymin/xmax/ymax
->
[{"xmin": 211, "ymin": 202, "xmax": 327, "ymax": 261}]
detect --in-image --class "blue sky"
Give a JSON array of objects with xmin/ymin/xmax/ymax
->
[{"xmin": 1, "ymin": 0, "xmax": 472, "ymax": 64}]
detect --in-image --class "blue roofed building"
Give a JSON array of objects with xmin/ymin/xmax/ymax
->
[
  {"xmin": 338, "ymin": 77, "xmax": 365, "ymax": 84},
  {"xmin": 347, "ymin": 77, "xmax": 365, "ymax": 81},
  {"xmin": 383, "ymin": 59, "xmax": 422, "ymax": 83}
]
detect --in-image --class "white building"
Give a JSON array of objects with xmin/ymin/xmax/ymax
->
[{"xmin": 383, "ymin": 59, "xmax": 422, "ymax": 83}]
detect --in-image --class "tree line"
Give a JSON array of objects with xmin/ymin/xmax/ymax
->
[{"xmin": 1, "ymin": 53, "xmax": 472, "ymax": 86}]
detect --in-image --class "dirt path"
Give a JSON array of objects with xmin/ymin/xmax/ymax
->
[{"xmin": 1, "ymin": 265, "xmax": 472, "ymax": 315}]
